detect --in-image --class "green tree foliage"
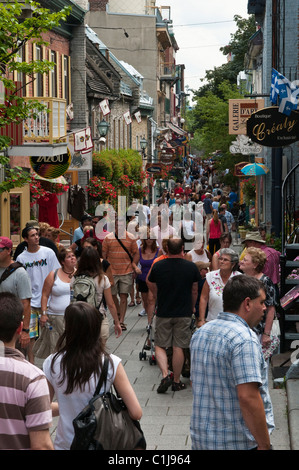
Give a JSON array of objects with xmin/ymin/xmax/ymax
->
[
  {"xmin": 0, "ymin": 0, "xmax": 71, "ymax": 192},
  {"xmin": 194, "ymin": 15, "xmax": 256, "ymax": 99},
  {"xmin": 187, "ymin": 15, "xmax": 256, "ymax": 185}
]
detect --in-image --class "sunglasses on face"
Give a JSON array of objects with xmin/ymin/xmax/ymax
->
[{"xmin": 0, "ymin": 247, "xmax": 8, "ymax": 252}]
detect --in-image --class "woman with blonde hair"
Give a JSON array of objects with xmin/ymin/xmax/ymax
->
[
  {"xmin": 239, "ymin": 247, "xmax": 278, "ymax": 359},
  {"xmin": 206, "ymin": 209, "xmax": 223, "ymax": 255}
]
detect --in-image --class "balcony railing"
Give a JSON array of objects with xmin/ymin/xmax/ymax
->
[
  {"xmin": 160, "ymin": 63, "xmax": 177, "ymax": 80},
  {"xmin": 23, "ymin": 97, "xmax": 67, "ymax": 144}
]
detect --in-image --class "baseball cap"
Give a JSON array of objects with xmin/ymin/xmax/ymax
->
[
  {"xmin": 0, "ymin": 237, "xmax": 13, "ymax": 250},
  {"xmin": 26, "ymin": 220, "xmax": 39, "ymax": 229}
]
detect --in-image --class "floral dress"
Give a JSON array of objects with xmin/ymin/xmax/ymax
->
[{"xmin": 205, "ymin": 269, "xmax": 242, "ymax": 321}]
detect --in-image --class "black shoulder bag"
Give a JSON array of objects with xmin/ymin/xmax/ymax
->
[
  {"xmin": 0, "ymin": 262, "xmax": 23, "ymax": 284},
  {"xmin": 115, "ymin": 234, "xmax": 133, "ymax": 262},
  {"xmin": 71, "ymin": 356, "xmax": 146, "ymax": 451}
]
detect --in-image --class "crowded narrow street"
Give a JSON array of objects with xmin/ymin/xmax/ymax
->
[
  {"xmin": 1, "ymin": 0, "xmax": 299, "ymax": 454},
  {"xmin": 37, "ymin": 296, "xmax": 291, "ymax": 451}
]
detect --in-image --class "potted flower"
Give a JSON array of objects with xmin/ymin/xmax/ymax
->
[
  {"xmin": 242, "ymin": 178, "xmax": 256, "ymax": 204},
  {"xmin": 86, "ymin": 176, "xmax": 117, "ymax": 204}
]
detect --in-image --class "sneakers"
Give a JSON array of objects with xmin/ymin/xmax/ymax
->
[
  {"xmin": 157, "ymin": 374, "xmax": 173, "ymax": 394},
  {"xmin": 138, "ymin": 309, "xmax": 147, "ymax": 317}
]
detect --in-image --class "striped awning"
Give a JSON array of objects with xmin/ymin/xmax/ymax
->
[{"xmin": 167, "ymin": 122, "xmax": 187, "ymax": 136}]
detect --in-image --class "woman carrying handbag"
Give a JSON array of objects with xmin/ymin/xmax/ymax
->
[{"xmin": 43, "ymin": 302, "xmax": 143, "ymax": 450}]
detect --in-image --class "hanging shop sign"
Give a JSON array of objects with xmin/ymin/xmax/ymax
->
[
  {"xmin": 230, "ymin": 135, "xmax": 262, "ymax": 154},
  {"xmin": 146, "ymin": 163, "xmax": 163, "ymax": 174},
  {"xmin": 229, "ymin": 99, "xmax": 265, "ymax": 135},
  {"xmin": 234, "ymin": 162, "xmax": 251, "ymax": 177},
  {"xmin": 246, "ymin": 106, "xmax": 299, "ymax": 147},
  {"xmin": 30, "ymin": 148, "xmax": 71, "ymax": 178}
]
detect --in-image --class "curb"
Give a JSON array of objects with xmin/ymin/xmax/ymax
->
[{"xmin": 286, "ymin": 378, "xmax": 299, "ymax": 450}]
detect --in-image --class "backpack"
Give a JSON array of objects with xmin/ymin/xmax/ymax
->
[{"xmin": 72, "ymin": 275, "xmax": 99, "ymax": 309}]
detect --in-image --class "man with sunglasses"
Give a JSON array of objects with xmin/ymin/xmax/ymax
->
[{"xmin": 0, "ymin": 237, "xmax": 32, "ymax": 350}]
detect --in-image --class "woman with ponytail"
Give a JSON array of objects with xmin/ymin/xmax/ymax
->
[{"xmin": 206, "ymin": 209, "xmax": 223, "ymax": 255}]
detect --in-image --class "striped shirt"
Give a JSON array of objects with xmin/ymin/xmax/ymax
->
[
  {"xmin": 0, "ymin": 347, "xmax": 52, "ymax": 450},
  {"xmin": 102, "ymin": 232, "xmax": 138, "ymax": 275},
  {"xmin": 190, "ymin": 312, "xmax": 274, "ymax": 450}
]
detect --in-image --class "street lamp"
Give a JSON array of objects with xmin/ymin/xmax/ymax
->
[
  {"xmin": 140, "ymin": 137, "xmax": 148, "ymax": 160},
  {"xmin": 97, "ymin": 119, "xmax": 110, "ymax": 138}
]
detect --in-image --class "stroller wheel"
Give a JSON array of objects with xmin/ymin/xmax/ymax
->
[
  {"xmin": 143, "ymin": 351, "xmax": 147, "ymax": 360},
  {"xmin": 139, "ymin": 352, "xmax": 143, "ymax": 361}
]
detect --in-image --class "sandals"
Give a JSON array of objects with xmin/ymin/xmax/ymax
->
[
  {"xmin": 128, "ymin": 301, "xmax": 135, "ymax": 307},
  {"xmin": 120, "ymin": 322, "xmax": 127, "ymax": 331},
  {"xmin": 172, "ymin": 381, "xmax": 187, "ymax": 392},
  {"xmin": 136, "ymin": 297, "xmax": 142, "ymax": 305},
  {"xmin": 157, "ymin": 374, "xmax": 173, "ymax": 394}
]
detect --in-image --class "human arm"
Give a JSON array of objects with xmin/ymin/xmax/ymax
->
[
  {"xmin": 29, "ymin": 429, "xmax": 54, "ymax": 450},
  {"xmin": 46, "ymin": 381, "xmax": 59, "ymax": 417},
  {"xmin": 40, "ymin": 271, "xmax": 55, "ymax": 326},
  {"xmin": 113, "ymin": 362, "xmax": 142, "ymax": 421},
  {"xmin": 197, "ymin": 280, "xmax": 209, "ymax": 326},
  {"xmin": 191, "ymin": 281, "xmax": 198, "ymax": 312},
  {"xmin": 206, "ymin": 219, "xmax": 210, "ymax": 240},
  {"xmin": 19, "ymin": 298, "xmax": 31, "ymax": 348},
  {"xmin": 104, "ymin": 287, "xmax": 122, "ymax": 338},
  {"xmin": 131, "ymin": 244, "xmax": 141, "ymax": 276},
  {"xmin": 103, "ymin": 262, "xmax": 114, "ymax": 286},
  {"xmin": 237, "ymin": 382, "xmax": 271, "ymax": 450},
  {"xmin": 262, "ymin": 305, "xmax": 275, "ymax": 347},
  {"xmin": 211, "ymin": 252, "xmax": 219, "ymax": 271}
]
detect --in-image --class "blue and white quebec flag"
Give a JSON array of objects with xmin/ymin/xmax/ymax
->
[{"xmin": 270, "ymin": 68, "xmax": 299, "ymax": 115}]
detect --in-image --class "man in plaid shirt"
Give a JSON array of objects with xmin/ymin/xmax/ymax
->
[{"xmin": 190, "ymin": 275, "xmax": 274, "ymax": 450}]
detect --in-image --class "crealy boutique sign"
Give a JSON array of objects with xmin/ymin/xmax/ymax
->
[{"xmin": 246, "ymin": 106, "xmax": 299, "ymax": 147}]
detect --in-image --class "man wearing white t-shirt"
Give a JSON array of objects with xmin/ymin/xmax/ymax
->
[{"xmin": 16, "ymin": 226, "xmax": 60, "ymax": 363}]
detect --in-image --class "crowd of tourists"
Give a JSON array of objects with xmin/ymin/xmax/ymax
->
[{"xmin": 0, "ymin": 159, "xmax": 282, "ymax": 450}]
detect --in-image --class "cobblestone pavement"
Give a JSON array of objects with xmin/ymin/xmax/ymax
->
[{"xmin": 38, "ymin": 300, "xmax": 290, "ymax": 451}]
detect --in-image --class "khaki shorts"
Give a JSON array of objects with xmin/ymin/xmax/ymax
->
[
  {"xmin": 111, "ymin": 273, "xmax": 133, "ymax": 296},
  {"xmin": 155, "ymin": 316, "xmax": 192, "ymax": 349}
]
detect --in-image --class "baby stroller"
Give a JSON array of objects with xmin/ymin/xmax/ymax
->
[{"xmin": 139, "ymin": 311, "xmax": 156, "ymax": 365}]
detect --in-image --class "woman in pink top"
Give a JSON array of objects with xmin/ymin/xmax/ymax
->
[{"xmin": 206, "ymin": 209, "xmax": 223, "ymax": 255}]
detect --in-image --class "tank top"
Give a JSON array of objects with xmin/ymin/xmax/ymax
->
[
  {"xmin": 48, "ymin": 271, "xmax": 70, "ymax": 316},
  {"xmin": 209, "ymin": 218, "xmax": 222, "ymax": 239},
  {"xmin": 188, "ymin": 249, "xmax": 210, "ymax": 263},
  {"xmin": 138, "ymin": 248, "xmax": 159, "ymax": 281}
]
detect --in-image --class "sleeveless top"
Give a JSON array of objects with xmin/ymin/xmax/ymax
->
[
  {"xmin": 209, "ymin": 219, "xmax": 222, "ymax": 239},
  {"xmin": 188, "ymin": 249, "xmax": 210, "ymax": 263},
  {"xmin": 48, "ymin": 271, "xmax": 71, "ymax": 316},
  {"xmin": 138, "ymin": 248, "xmax": 159, "ymax": 281}
]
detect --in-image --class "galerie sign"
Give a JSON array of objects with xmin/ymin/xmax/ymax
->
[
  {"xmin": 229, "ymin": 99, "xmax": 265, "ymax": 134},
  {"xmin": 246, "ymin": 106, "xmax": 299, "ymax": 147}
]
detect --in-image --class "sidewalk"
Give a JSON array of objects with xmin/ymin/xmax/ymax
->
[{"xmin": 43, "ymin": 300, "xmax": 291, "ymax": 450}]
